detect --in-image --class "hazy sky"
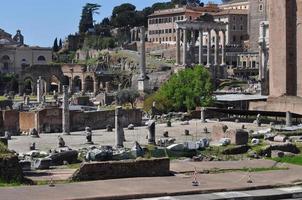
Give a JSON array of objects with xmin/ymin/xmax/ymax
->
[{"xmin": 0, "ymin": 0, "xmax": 220, "ymax": 47}]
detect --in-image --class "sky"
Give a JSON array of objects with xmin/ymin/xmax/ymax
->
[{"xmin": 0, "ymin": 0, "xmax": 220, "ymax": 47}]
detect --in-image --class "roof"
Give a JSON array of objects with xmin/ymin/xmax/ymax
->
[
  {"xmin": 148, "ymin": 5, "xmax": 220, "ymax": 17},
  {"xmin": 221, "ymin": 0, "xmax": 248, "ymax": 5},
  {"xmin": 215, "ymin": 94, "xmax": 268, "ymax": 102},
  {"xmin": 212, "ymin": 9, "xmax": 248, "ymax": 16}
]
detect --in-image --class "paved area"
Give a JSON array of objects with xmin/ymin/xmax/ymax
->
[
  {"xmin": 9, "ymin": 120, "xmax": 268, "ymax": 153},
  {"xmin": 170, "ymin": 160, "xmax": 278, "ymax": 173},
  {"xmin": 140, "ymin": 186, "xmax": 302, "ymax": 199},
  {"xmin": 1, "ymin": 161, "xmax": 302, "ymax": 200}
]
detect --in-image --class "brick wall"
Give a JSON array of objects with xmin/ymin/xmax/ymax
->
[
  {"xmin": 19, "ymin": 112, "xmax": 35, "ymax": 133},
  {"xmin": 70, "ymin": 109, "xmax": 142, "ymax": 131}
]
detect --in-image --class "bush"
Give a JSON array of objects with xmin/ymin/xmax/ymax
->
[
  {"xmin": 144, "ymin": 65, "xmax": 214, "ymax": 113},
  {"xmin": 116, "ymin": 89, "xmax": 140, "ymax": 108}
]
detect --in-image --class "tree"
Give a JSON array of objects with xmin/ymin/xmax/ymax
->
[
  {"xmin": 116, "ymin": 89, "xmax": 140, "ymax": 108},
  {"xmin": 111, "ymin": 3, "xmax": 137, "ymax": 27},
  {"xmin": 79, "ymin": 3, "xmax": 101, "ymax": 34},
  {"xmin": 59, "ymin": 39, "xmax": 63, "ymax": 50},
  {"xmin": 53, "ymin": 38, "xmax": 59, "ymax": 52},
  {"xmin": 144, "ymin": 65, "xmax": 214, "ymax": 112}
]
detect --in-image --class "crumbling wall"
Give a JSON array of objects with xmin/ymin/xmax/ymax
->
[
  {"xmin": 2, "ymin": 110, "xmax": 19, "ymax": 134},
  {"xmin": 19, "ymin": 112, "xmax": 35, "ymax": 133},
  {"xmin": 71, "ymin": 158, "xmax": 170, "ymax": 181},
  {"xmin": 70, "ymin": 109, "xmax": 142, "ymax": 131}
]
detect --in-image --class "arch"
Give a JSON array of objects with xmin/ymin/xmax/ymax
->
[
  {"xmin": 23, "ymin": 77, "xmax": 33, "ymax": 95},
  {"xmin": 37, "ymin": 55, "xmax": 46, "ymax": 61},
  {"xmin": 84, "ymin": 76, "xmax": 94, "ymax": 92},
  {"xmin": 1, "ymin": 55, "xmax": 11, "ymax": 72},
  {"xmin": 73, "ymin": 76, "xmax": 82, "ymax": 92},
  {"xmin": 2, "ymin": 55, "xmax": 10, "ymax": 61},
  {"xmin": 49, "ymin": 75, "xmax": 61, "ymax": 93}
]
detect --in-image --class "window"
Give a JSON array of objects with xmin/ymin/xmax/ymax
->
[
  {"xmin": 259, "ymin": 4, "xmax": 263, "ymax": 11},
  {"xmin": 37, "ymin": 56, "xmax": 46, "ymax": 61},
  {"xmin": 233, "ymin": 36, "xmax": 236, "ymax": 42}
]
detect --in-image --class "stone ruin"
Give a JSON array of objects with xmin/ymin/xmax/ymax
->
[{"xmin": 212, "ymin": 123, "xmax": 249, "ymax": 145}]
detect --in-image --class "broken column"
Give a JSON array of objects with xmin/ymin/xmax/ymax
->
[
  {"xmin": 286, "ymin": 111, "xmax": 293, "ymax": 127},
  {"xmin": 138, "ymin": 26, "xmax": 149, "ymax": 92},
  {"xmin": 37, "ymin": 76, "xmax": 42, "ymax": 103},
  {"xmin": 115, "ymin": 106, "xmax": 124, "ymax": 148},
  {"xmin": 105, "ymin": 82, "xmax": 110, "ymax": 93},
  {"xmin": 201, "ymin": 107, "xmax": 206, "ymax": 123},
  {"xmin": 62, "ymin": 85, "xmax": 70, "ymax": 135},
  {"xmin": 147, "ymin": 120, "xmax": 156, "ymax": 145}
]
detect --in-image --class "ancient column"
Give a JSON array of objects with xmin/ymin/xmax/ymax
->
[
  {"xmin": 201, "ymin": 107, "xmax": 206, "ymax": 123},
  {"xmin": 176, "ymin": 28, "xmax": 181, "ymax": 65},
  {"xmin": 81, "ymin": 78, "xmax": 86, "ymax": 94},
  {"xmin": 105, "ymin": 82, "xmax": 110, "ymax": 93},
  {"xmin": 214, "ymin": 29, "xmax": 219, "ymax": 66},
  {"xmin": 147, "ymin": 120, "xmax": 156, "ymax": 145},
  {"xmin": 221, "ymin": 30, "xmax": 226, "ymax": 66},
  {"xmin": 93, "ymin": 79, "xmax": 98, "ymax": 95},
  {"xmin": 68, "ymin": 77, "xmax": 73, "ymax": 94},
  {"xmin": 115, "ymin": 106, "xmax": 124, "ymax": 148},
  {"xmin": 37, "ymin": 76, "xmax": 42, "ymax": 103},
  {"xmin": 198, "ymin": 30, "xmax": 203, "ymax": 65},
  {"xmin": 191, "ymin": 30, "xmax": 196, "ymax": 63},
  {"xmin": 286, "ymin": 111, "xmax": 293, "ymax": 127},
  {"xmin": 62, "ymin": 85, "xmax": 70, "ymax": 135},
  {"xmin": 139, "ymin": 26, "xmax": 146, "ymax": 79},
  {"xmin": 206, "ymin": 29, "xmax": 212, "ymax": 67},
  {"xmin": 138, "ymin": 26, "xmax": 149, "ymax": 92},
  {"xmin": 183, "ymin": 28, "xmax": 187, "ymax": 66}
]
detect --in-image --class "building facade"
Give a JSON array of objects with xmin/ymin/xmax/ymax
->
[
  {"xmin": 219, "ymin": 0, "xmax": 249, "ymax": 10},
  {"xmin": 248, "ymin": 0, "xmax": 269, "ymax": 52},
  {"xmin": 147, "ymin": 4, "xmax": 220, "ymax": 44},
  {"xmin": 0, "ymin": 29, "xmax": 52, "ymax": 74},
  {"xmin": 213, "ymin": 9, "xmax": 248, "ymax": 46}
]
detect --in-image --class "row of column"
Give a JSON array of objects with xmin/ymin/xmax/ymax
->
[{"xmin": 176, "ymin": 28, "xmax": 226, "ymax": 67}]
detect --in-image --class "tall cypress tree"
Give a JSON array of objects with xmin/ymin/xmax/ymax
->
[
  {"xmin": 53, "ymin": 38, "xmax": 59, "ymax": 52},
  {"xmin": 59, "ymin": 39, "xmax": 63, "ymax": 50}
]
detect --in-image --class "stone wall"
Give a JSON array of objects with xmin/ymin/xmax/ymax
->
[
  {"xmin": 19, "ymin": 112, "xmax": 35, "ymax": 133},
  {"xmin": 2, "ymin": 110, "xmax": 19, "ymax": 134},
  {"xmin": 71, "ymin": 158, "xmax": 170, "ymax": 181},
  {"xmin": 19, "ymin": 108, "xmax": 143, "ymax": 133},
  {"xmin": 38, "ymin": 108, "xmax": 62, "ymax": 133},
  {"xmin": 70, "ymin": 109, "xmax": 142, "ymax": 131}
]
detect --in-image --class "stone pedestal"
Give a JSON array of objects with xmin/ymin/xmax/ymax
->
[
  {"xmin": 62, "ymin": 85, "xmax": 70, "ymax": 135},
  {"xmin": 286, "ymin": 111, "xmax": 292, "ymax": 127},
  {"xmin": 138, "ymin": 79, "xmax": 149, "ymax": 93},
  {"xmin": 147, "ymin": 120, "xmax": 156, "ymax": 145}
]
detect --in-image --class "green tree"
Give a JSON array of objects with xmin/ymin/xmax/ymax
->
[
  {"xmin": 79, "ymin": 3, "xmax": 101, "ymax": 34},
  {"xmin": 144, "ymin": 65, "xmax": 214, "ymax": 112},
  {"xmin": 59, "ymin": 39, "xmax": 63, "ymax": 50},
  {"xmin": 111, "ymin": 3, "xmax": 138, "ymax": 27},
  {"xmin": 53, "ymin": 38, "xmax": 59, "ymax": 52},
  {"xmin": 116, "ymin": 89, "xmax": 140, "ymax": 108}
]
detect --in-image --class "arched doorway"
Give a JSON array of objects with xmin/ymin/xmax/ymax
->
[
  {"xmin": 23, "ymin": 78, "xmax": 33, "ymax": 95},
  {"xmin": 85, "ymin": 76, "xmax": 94, "ymax": 92},
  {"xmin": 73, "ymin": 76, "xmax": 82, "ymax": 92},
  {"xmin": 49, "ymin": 75, "xmax": 60, "ymax": 93}
]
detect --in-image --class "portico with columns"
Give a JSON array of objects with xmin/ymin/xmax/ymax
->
[{"xmin": 175, "ymin": 20, "xmax": 227, "ymax": 79}]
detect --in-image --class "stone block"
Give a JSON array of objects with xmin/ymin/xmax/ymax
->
[
  {"xmin": 211, "ymin": 123, "xmax": 228, "ymax": 142},
  {"xmin": 34, "ymin": 158, "xmax": 52, "ymax": 170},
  {"xmin": 225, "ymin": 129, "xmax": 249, "ymax": 145}
]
